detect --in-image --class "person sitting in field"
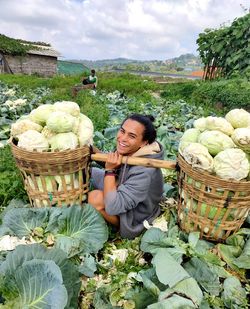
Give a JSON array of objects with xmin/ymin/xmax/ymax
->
[
  {"xmin": 82, "ymin": 69, "xmax": 98, "ymax": 88},
  {"xmin": 88, "ymin": 114, "xmax": 164, "ymax": 239}
]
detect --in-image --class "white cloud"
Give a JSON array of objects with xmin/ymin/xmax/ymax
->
[{"xmin": 0, "ymin": 0, "xmax": 248, "ymax": 60}]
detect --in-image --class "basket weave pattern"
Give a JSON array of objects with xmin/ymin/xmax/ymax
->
[
  {"xmin": 177, "ymin": 155, "xmax": 250, "ymax": 242},
  {"xmin": 11, "ymin": 140, "xmax": 90, "ymax": 207}
]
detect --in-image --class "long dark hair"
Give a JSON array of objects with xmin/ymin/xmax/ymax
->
[{"xmin": 121, "ymin": 114, "xmax": 156, "ymax": 144}]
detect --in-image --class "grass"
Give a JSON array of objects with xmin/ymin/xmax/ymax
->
[{"xmin": 0, "ymin": 146, "xmax": 28, "ymax": 211}]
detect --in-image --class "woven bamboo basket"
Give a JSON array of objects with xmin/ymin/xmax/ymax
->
[
  {"xmin": 10, "ymin": 139, "xmax": 90, "ymax": 207},
  {"xmin": 177, "ymin": 154, "xmax": 250, "ymax": 242}
]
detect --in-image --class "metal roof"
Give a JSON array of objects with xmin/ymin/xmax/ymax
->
[{"xmin": 27, "ymin": 45, "xmax": 61, "ymax": 57}]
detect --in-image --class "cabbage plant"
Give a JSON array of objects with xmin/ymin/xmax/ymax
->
[{"xmin": 0, "ymin": 244, "xmax": 80, "ymax": 308}]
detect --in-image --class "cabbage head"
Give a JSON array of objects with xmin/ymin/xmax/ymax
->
[
  {"xmin": 72, "ymin": 117, "xmax": 81, "ymax": 134},
  {"xmin": 29, "ymin": 104, "xmax": 55, "ymax": 125},
  {"xmin": 55, "ymin": 174, "xmax": 79, "ymax": 191},
  {"xmin": 182, "ymin": 142, "xmax": 214, "ymax": 172},
  {"xmin": 18, "ymin": 130, "xmax": 49, "ymax": 152},
  {"xmin": 27, "ymin": 175, "xmax": 54, "ymax": 192},
  {"xmin": 188, "ymin": 199, "xmax": 226, "ymax": 220},
  {"xmin": 27, "ymin": 176, "xmax": 54, "ymax": 207},
  {"xmin": 231, "ymin": 128, "xmax": 250, "ymax": 153},
  {"xmin": 178, "ymin": 128, "xmax": 200, "ymax": 155},
  {"xmin": 54, "ymin": 101, "xmax": 80, "ymax": 117},
  {"xmin": 77, "ymin": 116, "xmax": 94, "ymax": 146},
  {"xmin": 11, "ymin": 119, "xmax": 43, "ymax": 139},
  {"xmin": 41, "ymin": 126, "xmax": 56, "ymax": 142},
  {"xmin": 213, "ymin": 148, "xmax": 250, "ymax": 181},
  {"xmin": 225, "ymin": 109, "xmax": 250, "ymax": 128},
  {"xmin": 206, "ymin": 116, "xmax": 234, "ymax": 136},
  {"xmin": 78, "ymin": 127, "xmax": 93, "ymax": 147},
  {"xmin": 46, "ymin": 111, "xmax": 76, "ymax": 133},
  {"xmin": 193, "ymin": 117, "xmax": 207, "ymax": 132},
  {"xmin": 181, "ymin": 128, "xmax": 201, "ymax": 142},
  {"xmin": 198, "ymin": 130, "xmax": 235, "ymax": 156},
  {"xmin": 50, "ymin": 132, "xmax": 79, "ymax": 151},
  {"xmin": 79, "ymin": 113, "xmax": 94, "ymax": 131}
]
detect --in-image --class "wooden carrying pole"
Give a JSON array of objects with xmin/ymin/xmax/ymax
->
[{"xmin": 91, "ymin": 153, "xmax": 176, "ymax": 170}]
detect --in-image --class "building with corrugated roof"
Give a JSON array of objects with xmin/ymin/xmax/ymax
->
[{"xmin": 0, "ymin": 34, "xmax": 60, "ymax": 77}]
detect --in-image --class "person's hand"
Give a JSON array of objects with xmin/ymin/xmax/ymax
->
[{"xmin": 105, "ymin": 151, "xmax": 122, "ymax": 170}]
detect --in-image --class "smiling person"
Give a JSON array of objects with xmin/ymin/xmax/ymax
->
[{"xmin": 88, "ymin": 114, "xmax": 164, "ymax": 239}]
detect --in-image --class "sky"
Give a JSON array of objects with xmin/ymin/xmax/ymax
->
[{"xmin": 0, "ymin": 0, "xmax": 249, "ymax": 61}]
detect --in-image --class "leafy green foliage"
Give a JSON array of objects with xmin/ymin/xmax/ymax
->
[
  {"xmin": 0, "ymin": 204, "xmax": 109, "ymax": 257},
  {"xmin": 0, "ymin": 34, "xmax": 34, "ymax": 56},
  {"xmin": 1, "ymin": 260, "xmax": 68, "ymax": 308},
  {"xmin": 0, "ymin": 81, "xmax": 51, "ymax": 143},
  {"xmin": 191, "ymin": 78, "xmax": 250, "ymax": 111},
  {"xmin": 0, "ymin": 244, "xmax": 80, "ymax": 308},
  {"xmin": 0, "ymin": 146, "xmax": 27, "ymax": 210},
  {"xmin": 0, "ymin": 34, "xmax": 50, "ymax": 56},
  {"xmin": 98, "ymin": 72, "xmax": 158, "ymax": 97},
  {"xmin": 77, "ymin": 91, "xmax": 109, "ymax": 132},
  {"xmin": 197, "ymin": 13, "xmax": 250, "ymax": 78},
  {"xmin": 160, "ymin": 81, "xmax": 200, "ymax": 101}
]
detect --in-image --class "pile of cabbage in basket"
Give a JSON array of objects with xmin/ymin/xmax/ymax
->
[
  {"xmin": 179, "ymin": 108, "xmax": 250, "ymax": 181},
  {"xmin": 10, "ymin": 101, "xmax": 94, "ymax": 152}
]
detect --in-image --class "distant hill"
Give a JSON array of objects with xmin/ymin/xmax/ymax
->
[
  {"xmin": 68, "ymin": 54, "xmax": 201, "ymax": 67},
  {"xmin": 67, "ymin": 58, "xmax": 140, "ymax": 68},
  {"xmin": 166, "ymin": 53, "xmax": 202, "ymax": 66},
  {"xmin": 61, "ymin": 53, "xmax": 202, "ymax": 75}
]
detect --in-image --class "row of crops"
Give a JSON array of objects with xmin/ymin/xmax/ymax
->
[{"xmin": 0, "ymin": 80, "xmax": 250, "ymax": 308}]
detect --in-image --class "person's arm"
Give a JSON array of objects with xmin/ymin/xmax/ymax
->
[{"xmin": 103, "ymin": 151, "xmax": 122, "ymax": 197}]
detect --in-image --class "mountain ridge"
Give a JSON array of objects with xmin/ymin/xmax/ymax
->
[{"xmin": 66, "ymin": 53, "xmax": 201, "ymax": 68}]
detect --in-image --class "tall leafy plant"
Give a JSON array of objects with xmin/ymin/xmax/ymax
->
[{"xmin": 197, "ymin": 12, "xmax": 250, "ymax": 78}]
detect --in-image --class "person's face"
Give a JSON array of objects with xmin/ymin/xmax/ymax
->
[{"xmin": 116, "ymin": 119, "xmax": 148, "ymax": 155}]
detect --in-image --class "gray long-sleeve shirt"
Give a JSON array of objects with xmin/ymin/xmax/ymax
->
[{"xmin": 91, "ymin": 142, "xmax": 164, "ymax": 239}]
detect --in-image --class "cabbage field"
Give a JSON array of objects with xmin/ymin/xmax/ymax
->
[{"xmin": 0, "ymin": 75, "xmax": 250, "ymax": 309}]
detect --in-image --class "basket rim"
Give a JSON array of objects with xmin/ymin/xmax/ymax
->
[{"xmin": 10, "ymin": 137, "xmax": 90, "ymax": 158}]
